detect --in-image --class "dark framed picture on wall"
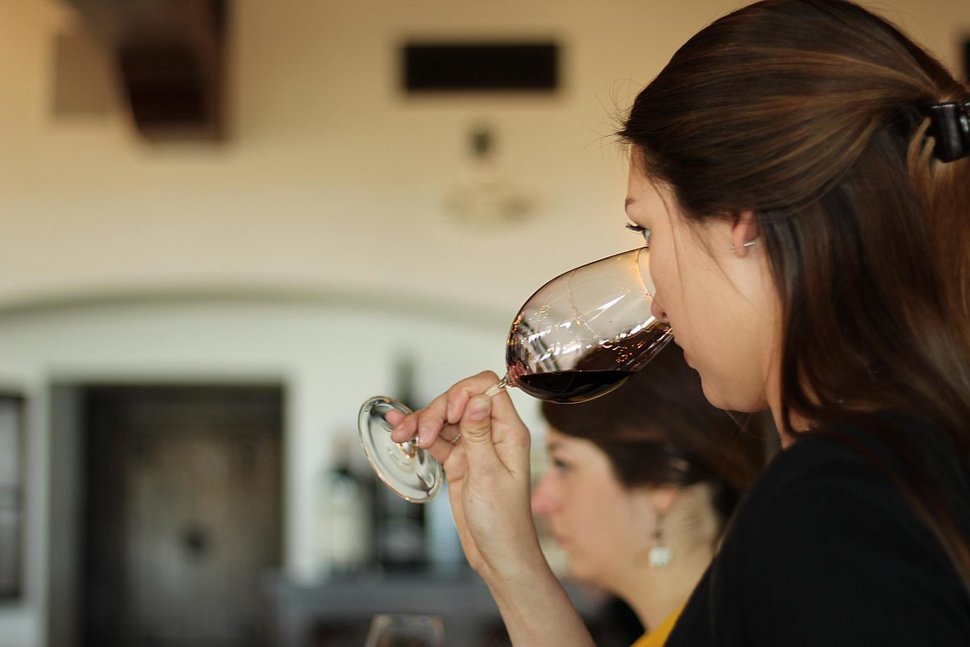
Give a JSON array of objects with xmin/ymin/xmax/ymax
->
[{"xmin": 0, "ymin": 393, "xmax": 25, "ymax": 599}]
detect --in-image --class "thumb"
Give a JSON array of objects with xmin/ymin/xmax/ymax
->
[{"xmin": 459, "ymin": 395, "xmax": 499, "ymax": 464}]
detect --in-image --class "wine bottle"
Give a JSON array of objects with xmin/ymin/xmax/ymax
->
[{"xmin": 318, "ymin": 438, "xmax": 373, "ymax": 576}]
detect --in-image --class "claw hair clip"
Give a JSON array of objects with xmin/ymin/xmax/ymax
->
[{"xmin": 927, "ymin": 100, "xmax": 970, "ymax": 163}]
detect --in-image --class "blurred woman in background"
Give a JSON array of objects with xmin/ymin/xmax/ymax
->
[{"xmin": 532, "ymin": 345, "xmax": 768, "ymax": 646}]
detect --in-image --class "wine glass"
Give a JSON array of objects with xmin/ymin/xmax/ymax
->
[
  {"xmin": 358, "ymin": 395, "xmax": 444, "ymax": 503},
  {"xmin": 364, "ymin": 614, "xmax": 445, "ymax": 647},
  {"xmin": 358, "ymin": 247, "xmax": 672, "ymax": 502}
]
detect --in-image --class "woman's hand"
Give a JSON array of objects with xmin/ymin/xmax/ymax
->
[
  {"xmin": 389, "ymin": 370, "xmax": 544, "ymax": 582},
  {"xmin": 390, "ymin": 371, "xmax": 595, "ymax": 646}
]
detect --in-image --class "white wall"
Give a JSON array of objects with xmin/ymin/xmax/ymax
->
[
  {"xmin": 1, "ymin": 1, "xmax": 967, "ymax": 645},
  {"xmin": 0, "ymin": 294, "xmax": 547, "ymax": 647}
]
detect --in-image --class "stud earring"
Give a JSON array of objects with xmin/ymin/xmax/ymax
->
[
  {"xmin": 730, "ymin": 239, "xmax": 758, "ymax": 255},
  {"xmin": 649, "ymin": 514, "xmax": 672, "ymax": 569}
]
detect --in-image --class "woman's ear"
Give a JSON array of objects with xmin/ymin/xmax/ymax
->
[
  {"xmin": 730, "ymin": 210, "xmax": 760, "ymax": 258},
  {"xmin": 646, "ymin": 485, "xmax": 680, "ymax": 517}
]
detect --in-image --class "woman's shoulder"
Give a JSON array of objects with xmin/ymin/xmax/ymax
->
[
  {"xmin": 748, "ymin": 410, "xmax": 966, "ymax": 508},
  {"xmin": 734, "ymin": 418, "xmax": 933, "ymax": 558},
  {"xmin": 735, "ymin": 410, "xmax": 969, "ymax": 561},
  {"xmin": 699, "ymin": 410, "xmax": 970, "ymax": 644}
]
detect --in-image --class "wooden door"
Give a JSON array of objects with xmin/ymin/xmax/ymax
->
[{"xmin": 83, "ymin": 386, "xmax": 282, "ymax": 647}]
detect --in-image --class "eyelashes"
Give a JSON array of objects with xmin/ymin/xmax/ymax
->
[{"xmin": 626, "ymin": 222, "xmax": 652, "ymax": 247}]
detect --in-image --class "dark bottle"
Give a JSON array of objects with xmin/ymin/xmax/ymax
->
[{"xmin": 374, "ymin": 487, "xmax": 428, "ymax": 573}]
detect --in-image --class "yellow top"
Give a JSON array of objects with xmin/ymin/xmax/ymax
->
[{"xmin": 630, "ymin": 605, "xmax": 684, "ymax": 647}]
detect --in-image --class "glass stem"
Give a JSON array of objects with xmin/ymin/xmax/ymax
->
[{"xmin": 483, "ymin": 375, "xmax": 509, "ymax": 399}]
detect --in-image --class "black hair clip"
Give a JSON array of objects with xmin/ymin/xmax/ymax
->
[{"xmin": 927, "ymin": 100, "xmax": 970, "ymax": 163}]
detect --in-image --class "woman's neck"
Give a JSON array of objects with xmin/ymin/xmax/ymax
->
[
  {"xmin": 622, "ymin": 544, "xmax": 710, "ymax": 631},
  {"xmin": 613, "ymin": 486, "xmax": 719, "ymax": 631}
]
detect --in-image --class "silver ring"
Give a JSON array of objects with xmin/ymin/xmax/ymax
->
[{"xmin": 449, "ymin": 432, "xmax": 462, "ymax": 445}]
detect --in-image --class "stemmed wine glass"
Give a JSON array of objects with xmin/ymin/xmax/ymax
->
[
  {"xmin": 364, "ymin": 614, "xmax": 445, "ymax": 647},
  {"xmin": 358, "ymin": 247, "xmax": 672, "ymax": 502}
]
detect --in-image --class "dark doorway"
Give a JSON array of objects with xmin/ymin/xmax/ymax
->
[{"xmin": 81, "ymin": 385, "xmax": 283, "ymax": 647}]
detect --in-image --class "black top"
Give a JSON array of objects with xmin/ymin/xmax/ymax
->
[{"xmin": 667, "ymin": 412, "xmax": 970, "ymax": 646}]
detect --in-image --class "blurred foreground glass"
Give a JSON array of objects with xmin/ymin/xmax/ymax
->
[
  {"xmin": 358, "ymin": 247, "xmax": 672, "ymax": 502},
  {"xmin": 364, "ymin": 614, "xmax": 445, "ymax": 647}
]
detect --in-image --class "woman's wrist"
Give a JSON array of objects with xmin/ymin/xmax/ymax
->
[
  {"xmin": 477, "ymin": 532, "xmax": 548, "ymax": 586},
  {"xmin": 483, "ymin": 552, "xmax": 595, "ymax": 647}
]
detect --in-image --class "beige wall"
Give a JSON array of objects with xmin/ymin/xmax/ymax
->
[
  {"xmin": 2, "ymin": 0, "xmax": 963, "ymax": 316},
  {"xmin": 0, "ymin": 1, "xmax": 967, "ymax": 646}
]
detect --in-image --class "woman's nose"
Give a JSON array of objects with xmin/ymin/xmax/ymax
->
[
  {"xmin": 651, "ymin": 298, "xmax": 669, "ymax": 325},
  {"xmin": 531, "ymin": 472, "xmax": 558, "ymax": 516}
]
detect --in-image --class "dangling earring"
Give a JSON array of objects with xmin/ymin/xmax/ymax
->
[
  {"xmin": 649, "ymin": 513, "xmax": 672, "ymax": 569},
  {"xmin": 729, "ymin": 239, "xmax": 758, "ymax": 255}
]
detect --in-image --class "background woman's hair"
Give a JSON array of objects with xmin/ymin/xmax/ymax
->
[
  {"xmin": 618, "ymin": 0, "xmax": 970, "ymax": 582},
  {"xmin": 541, "ymin": 344, "xmax": 770, "ymax": 527}
]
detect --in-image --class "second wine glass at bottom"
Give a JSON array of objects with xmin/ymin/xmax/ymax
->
[
  {"xmin": 358, "ymin": 246, "xmax": 672, "ymax": 502},
  {"xmin": 365, "ymin": 614, "xmax": 445, "ymax": 647}
]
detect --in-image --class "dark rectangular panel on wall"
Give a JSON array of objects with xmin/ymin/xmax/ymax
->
[
  {"xmin": 964, "ymin": 38, "xmax": 970, "ymax": 80},
  {"xmin": 403, "ymin": 42, "xmax": 559, "ymax": 92},
  {"xmin": 0, "ymin": 394, "xmax": 25, "ymax": 600}
]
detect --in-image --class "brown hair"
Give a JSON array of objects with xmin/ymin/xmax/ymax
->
[
  {"xmin": 541, "ymin": 344, "xmax": 769, "ymax": 527},
  {"xmin": 618, "ymin": 0, "xmax": 970, "ymax": 582}
]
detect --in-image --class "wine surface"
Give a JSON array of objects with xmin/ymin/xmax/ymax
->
[{"xmin": 516, "ymin": 370, "xmax": 634, "ymax": 403}]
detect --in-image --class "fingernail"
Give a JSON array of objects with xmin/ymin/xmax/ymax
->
[{"xmin": 467, "ymin": 395, "xmax": 490, "ymax": 421}]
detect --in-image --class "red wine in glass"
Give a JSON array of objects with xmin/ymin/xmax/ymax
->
[{"xmin": 516, "ymin": 370, "xmax": 635, "ymax": 403}]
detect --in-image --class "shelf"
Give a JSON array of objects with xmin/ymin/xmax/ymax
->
[{"xmin": 267, "ymin": 571, "xmax": 615, "ymax": 646}]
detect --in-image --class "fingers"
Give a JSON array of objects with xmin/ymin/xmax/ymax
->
[
  {"xmin": 384, "ymin": 408, "xmax": 406, "ymax": 426},
  {"xmin": 388, "ymin": 392, "xmax": 447, "ymax": 446},
  {"xmin": 390, "ymin": 371, "xmax": 506, "ymax": 448},
  {"xmin": 423, "ymin": 425, "xmax": 463, "ymax": 465}
]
